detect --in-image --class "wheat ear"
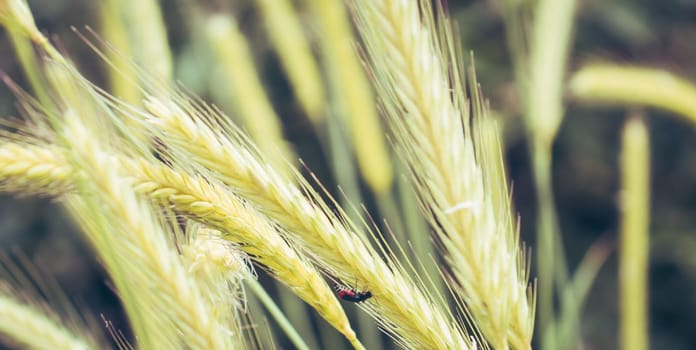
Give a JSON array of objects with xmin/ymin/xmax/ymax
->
[
  {"xmin": 350, "ymin": 1, "xmax": 534, "ymax": 348},
  {"xmin": 0, "ymin": 141, "xmax": 363, "ymax": 349},
  {"xmin": 143, "ymin": 96, "xmax": 473, "ymax": 349},
  {"xmin": 119, "ymin": 157, "xmax": 363, "ymax": 349}
]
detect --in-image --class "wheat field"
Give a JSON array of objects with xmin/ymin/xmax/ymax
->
[{"xmin": 1, "ymin": 0, "xmax": 695, "ymax": 349}]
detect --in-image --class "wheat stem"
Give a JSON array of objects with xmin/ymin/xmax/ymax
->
[
  {"xmin": 205, "ymin": 14, "xmax": 297, "ymax": 174},
  {"xmin": 619, "ymin": 116, "xmax": 650, "ymax": 350},
  {"xmin": 247, "ymin": 278, "xmax": 311, "ymax": 350},
  {"xmin": 570, "ymin": 64, "xmax": 696, "ymax": 125},
  {"xmin": 303, "ymin": 0, "xmax": 393, "ymax": 194}
]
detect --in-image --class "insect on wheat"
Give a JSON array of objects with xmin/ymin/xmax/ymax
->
[{"xmin": 334, "ymin": 284, "xmax": 372, "ymax": 303}]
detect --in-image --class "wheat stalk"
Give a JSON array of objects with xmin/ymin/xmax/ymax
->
[
  {"xmin": 304, "ymin": 0, "xmax": 394, "ymax": 194},
  {"xmin": 349, "ymin": 1, "xmax": 534, "ymax": 348},
  {"xmin": 142, "ymin": 96, "xmax": 473, "ymax": 349}
]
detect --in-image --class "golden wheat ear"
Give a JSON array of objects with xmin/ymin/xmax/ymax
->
[{"xmin": 350, "ymin": 0, "xmax": 534, "ymax": 348}]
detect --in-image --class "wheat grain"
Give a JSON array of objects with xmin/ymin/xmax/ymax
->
[{"xmin": 179, "ymin": 226, "xmax": 251, "ymax": 350}]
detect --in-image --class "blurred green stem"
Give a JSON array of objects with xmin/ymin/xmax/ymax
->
[
  {"xmin": 376, "ymin": 190, "xmax": 407, "ymax": 247},
  {"xmin": 397, "ymin": 171, "xmax": 446, "ymax": 298},
  {"xmin": 530, "ymin": 140, "xmax": 557, "ymax": 350},
  {"xmin": 276, "ymin": 281, "xmax": 322, "ymax": 350},
  {"xmin": 570, "ymin": 65, "xmax": 696, "ymax": 125},
  {"xmin": 246, "ymin": 279, "xmax": 310, "ymax": 350},
  {"xmin": 525, "ymin": 0, "xmax": 578, "ymax": 347},
  {"xmin": 558, "ymin": 237, "xmax": 613, "ymax": 348},
  {"xmin": 619, "ymin": 116, "xmax": 650, "ymax": 350}
]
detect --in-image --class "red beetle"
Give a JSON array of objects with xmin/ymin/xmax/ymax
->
[{"xmin": 335, "ymin": 284, "xmax": 372, "ymax": 303}]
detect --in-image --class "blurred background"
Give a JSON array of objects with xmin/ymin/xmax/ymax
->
[{"xmin": 1, "ymin": 0, "xmax": 696, "ymax": 349}]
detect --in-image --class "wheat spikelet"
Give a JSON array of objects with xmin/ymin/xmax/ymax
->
[
  {"xmin": 350, "ymin": 1, "xmax": 534, "ymax": 348},
  {"xmin": 143, "ymin": 96, "xmax": 472, "ymax": 349},
  {"xmin": 0, "ymin": 143, "xmax": 72, "ymax": 195},
  {"xmin": 181, "ymin": 226, "xmax": 253, "ymax": 313}
]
